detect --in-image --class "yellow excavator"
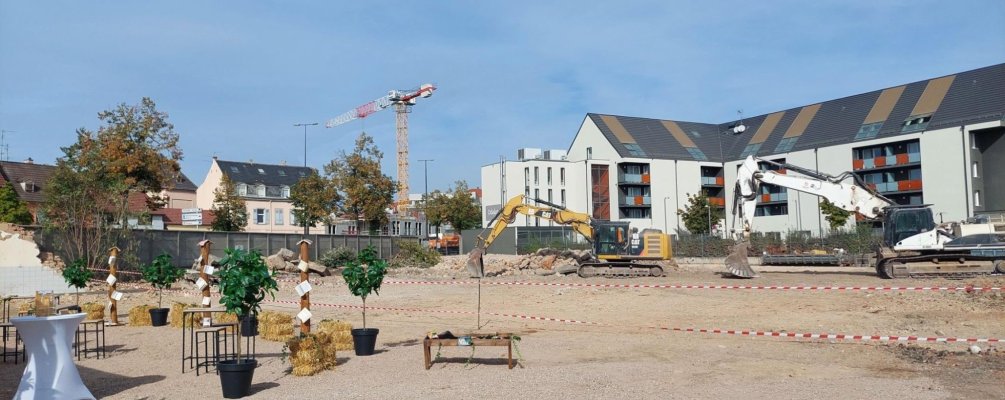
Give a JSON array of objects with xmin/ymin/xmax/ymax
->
[{"xmin": 466, "ymin": 195, "xmax": 674, "ymax": 278}]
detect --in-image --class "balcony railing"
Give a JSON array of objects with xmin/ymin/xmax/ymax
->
[
  {"xmin": 853, "ymin": 152, "xmax": 921, "ymax": 170},
  {"xmin": 759, "ymin": 192, "xmax": 788, "ymax": 203},
  {"xmin": 866, "ymin": 180, "xmax": 923, "ymax": 193},
  {"xmin": 620, "ymin": 195, "xmax": 652, "ymax": 206},
  {"xmin": 700, "ymin": 176, "xmax": 725, "ymax": 186},
  {"xmin": 618, "ymin": 173, "xmax": 651, "ymax": 184}
]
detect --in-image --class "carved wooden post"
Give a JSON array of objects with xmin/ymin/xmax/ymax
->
[
  {"xmin": 107, "ymin": 246, "xmax": 120, "ymax": 326},
  {"xmin": 198, "ymin": 240, "xmax": 213, "ymax": 321},
  {"xmin": 298, "ymin": 239, "xmax": 312, "ymax": 335}
]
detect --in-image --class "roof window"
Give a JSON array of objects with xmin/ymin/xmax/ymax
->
[
  {"xmin": 855, "ymin": 122, "xmax": 883, "ymax": 140},
  {"xmin": 624, "ymin": 143, "xmax": 646, "ymax": 157},
  {"xmin": 774, "ymin": 137, "xmax": 798, "ymax": 153},
  {"xmin": 257, "ymin": 168, "xmax": 266, "ymax": 175},
  {"xmin": 277, "ymin": 170, "xmax": 286, "ymax": 176},
  {"xmin": 686, "ymin": 147, "xmax": 708, "ymax": 161},
  {"xmin": 739, "ymin": 143, "xmax": 762, "ymax": 158},
  {"xmin": 900, "ymin": 114, "xmax": 932, "ymax": 133},
  {"xmin": 230, "ymin": 166, "xmax": 239, "ymax": 173}
]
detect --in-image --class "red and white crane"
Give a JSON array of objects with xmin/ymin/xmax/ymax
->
[{"xmin": 326, "ymin": 83, "xmax": 436, "ymax": 209}]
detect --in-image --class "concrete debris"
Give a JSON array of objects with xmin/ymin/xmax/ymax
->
[{"xmin": 433, "ymin": 248, "xmax": 592, "ymax": 277}]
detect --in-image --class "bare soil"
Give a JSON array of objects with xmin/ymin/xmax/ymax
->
[{"xmin": 2, "ymin": 256, "xmax": 1003, "ymax": 399}]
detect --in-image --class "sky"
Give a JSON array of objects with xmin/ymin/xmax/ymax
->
[{"xmin": 2, "ymin": 1, "xmax": 1004, "ymax": 194}]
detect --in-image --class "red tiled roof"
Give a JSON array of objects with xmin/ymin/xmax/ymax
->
[{"xmin": 0, "ymin": 160, "xmax": 57, "ymax": 204}]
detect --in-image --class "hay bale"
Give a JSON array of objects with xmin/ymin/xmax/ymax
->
[
  {"xmin": 259, "ymin": 311, "xmax": 294, "ymax": 342},
  {"xmin": 128, "ymin": 305, "xmax": 154, "ymax": 326},
  {"xmin": 169, "ymin": 303, "xmax": 199, "ymax": 328},
  {"xmin": 215, "ymin": 312, "xmax": 239, "ymax": 324},
  {"xmin": 286, "ymin": 334, "xmax": 337, "ymax": 376},
  {"xmin": 81, "ymin": 302, "xmax": 105, "ymax": 320},
  {"xmin": 317, "ymin": 319, "xmax": 354, "ymax": 351}
]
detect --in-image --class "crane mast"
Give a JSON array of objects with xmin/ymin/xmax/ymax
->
[{"xmin": 326, "ymin": 83, "xmax": 436, "ymax": 209}]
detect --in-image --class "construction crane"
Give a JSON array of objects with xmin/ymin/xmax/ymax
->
[{"xmin": 325, "ymin": 84, "xmax": 436, "ymax": 209}]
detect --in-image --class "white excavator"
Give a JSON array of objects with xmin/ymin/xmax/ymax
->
[{"xmin": 726, "ymin": 156, "xmax": 1005, "ymax": 279}]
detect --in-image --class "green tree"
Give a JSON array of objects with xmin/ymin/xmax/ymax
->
[
  {"xmin": 677, "ymin": 192, "xmax": 724, "ymax": 235},
  {"xmin": 290, "ymin": 171, "xmax": 341, "ymax": 235},
  {"xmin": 211, "ymin": 174, "xmax": 248, "ymax": 231},
  {"xmin": 325, "ymin": 133, "xmax": 396, "ymax": 234},
  {"xmin": 0, "ymin": 182, "xmax": 32, "ymax": 224},
  {"xmin": 424, "ymin": 180, "xmax": 481, "ymax": 232},
  {"xmin": 820, "ymin": 199, "xmax": 852, "ymax": 230},
  {"xmin": 44, "ymin": 98, "xmax": 182, "ymax": 267}
]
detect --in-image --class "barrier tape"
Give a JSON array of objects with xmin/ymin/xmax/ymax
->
[
  {"xmin": 266, "ymin": 299, "xmax": 1000, "ymax": 343},
  {"xmin": 381, "ymin": 280, "xmax": 1002, "ymax": 292}
]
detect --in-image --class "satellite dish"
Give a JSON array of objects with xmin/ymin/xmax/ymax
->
[{"xmin": 733, "ymin": 124, "xmax": 746, "ymax": 134}]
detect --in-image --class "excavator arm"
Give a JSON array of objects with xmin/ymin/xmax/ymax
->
[
  {"xmin": 726, "ymin": 156, "xmax": 894, "ymax": 278},
  {"xmin": 466, "ymin": 195, "xmax": 594, "ymax": 277}
]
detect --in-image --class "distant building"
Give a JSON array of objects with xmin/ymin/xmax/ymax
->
[{"xmin": 0, "ymin": 158, "xmax": 56, "ymax": 224}]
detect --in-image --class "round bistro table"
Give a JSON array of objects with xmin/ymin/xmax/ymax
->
[{"xmin": 11, "ymin": 313, "xmax": 95, "ymax": 400}]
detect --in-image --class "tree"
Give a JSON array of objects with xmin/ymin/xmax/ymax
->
[
  {"xmin": 211, "ymin": 174, "xmax": 248, "ymax": 231},
  {"xmin": 325, "ymin": 133, "xmax": 396, "ymax": 234},
  {"xmin": 44, "ymin": 98, "xmax": 182, "ymax": 267},
  {"xmin": 820, "ymin": 199, "xmax": 852, "ymax": 231},
  {"xmin": 289, "ymin": 171, "xmax": 341, "ymax": 235},
  {"xmin": 677, "ymin": 192, "xmax": 724, "ymax": 235},
  {"xmin": 424, "ymin": 180, "xmax": 481, "ymax": 231},
  {"xmin": 0, "ymin": 182, "xmax": 32, "ymax": 224}
]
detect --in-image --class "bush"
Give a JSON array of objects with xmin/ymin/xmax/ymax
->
[
  {"xmin": 390, "ymin": 240, "xmax": 441, "ymax": 268},
  {"xmin": 319, "ymin": 246, "xmax": 356, "ymax": 269}
]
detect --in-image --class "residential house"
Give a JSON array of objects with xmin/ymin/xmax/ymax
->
[
  {"xmin": 0, "ymin": 159, "xmax": 56, "ymax": 224},
  {"xmin": 196, "ymin": 158, "xmax": 320, "ymax": 233}
]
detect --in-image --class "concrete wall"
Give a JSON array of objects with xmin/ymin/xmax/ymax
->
[{"xmin": 973, "ymin": 126, "xmax": 1005, "ymax": 212}]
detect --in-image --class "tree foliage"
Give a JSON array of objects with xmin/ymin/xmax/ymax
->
[
  {"xmin": 0, "ymin": 182, "xmax": 32, "ymax": 224},
  {"xmin": 325, "ymin": 133, "xmax": 396, "ymax": 233},
  {"xmin": 44, "ymin": 98, "xmax": 182, "ymax": 267},
  {"xmin": 341, "ymin": 246, "xmax": 387, "ymax": 329},
  {"xmin": 62, "ymin": 258, "xmax": 93, "ymax": 305},
  {"xmin": 424, "ymin": 180, "xmax": 481, "ymax": 231},
  {"xmin": 141, "ymin": 252, "xmax": 184, "ymax": 309},
  {"xmin": 820, "ymin": 199, "xmax": 852, "ymax": 230},
  {"xmin": 290, "ymin": 171, "xmax": 341, "ymax": 234},
  {"xmin": 677, "ymin": 192, "xmax": 724, "ymax": 235},
  {"xmin": 211, "ymin": 174, "xmax": 248, "ymax": 231}
]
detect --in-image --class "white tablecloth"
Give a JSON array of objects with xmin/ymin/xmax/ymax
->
[{"xmin": 11, "ymin": 313, "xmax": 95, "ymax": 400}]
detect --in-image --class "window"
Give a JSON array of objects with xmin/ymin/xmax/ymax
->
[
  {"xmin": 534, "ymin": 167, "xmax": 539, "ymax": 185},
  {"xmin": 524, "ymin": 168, "xmax": 529, "ymax": 185},
  {"xmin": 855, "ymin": 122, "xmax": 883, "ymax": 140},
  {"xmin": 547, "ymin": 167, "xmax": 552, "ymax": 185},
  {"xmin": 975, "ymin": 191, "xmax": 981, "ymax": 207},
  {"xmin": 281, "ymin": 186, "xmax": 291, "ymax": 198},
  {"xmin": 901, "ymin": 114, "xmax": 932, "ymax": 133},
  {"xmin": 274, "ymin": 208, "xmax": 284, "ymax": 225},
  {"xmin": 972, "ymin": 162, "xmax": 979, "ymax": 178},
  {"xmin": 971, "ymin": 133, "xmax": 977, "ymax": 150},
  {"xmin": 237, "ymin": 183, "xmax": 247, "ymax": 196},
  {"xmin": 624, "ymin": 143, "xmax": 646, "ymax": 157},
  {"xmin": 256, "ymin": 184, "xmax": 265, "ymax": 197},
  {"xmin": 278, "ymin": 169, "xmax": 286, "ymax": 176},
  {"xmin": 257, "ymin": 168, "xmax": 266, "ymax": 175},
  {"xmin": 686, "ymin": 147, "xmax": 708, "ymax": 161},
  {"xmin": 586, "ymin": 147, "xmax": 593, "ymax": 159},
  {"xmin": 230, "ymin": 166, "xmax": 239, "ymax": 173},
  {"xmin": 290, "ymin": 211, "xmax": 297, "ymax": 226},
  {"xmin": 561, "ymin": 189, "xmax": 566, "ymax": 206},
  {"xmin": 560, "ymin": 168, "xmax": 566, "ymax": 186},
  {"xmin": 534, "ymin": 189, "xmax": 539, "ymax": 201},
  {"xmin": 774, "ymin": 137, "xmax": 798, "ymax": 153},
  {"xmin": 254, "ymin": 209, "xmax": 268, "ymax": 225},
  {"xmin": 740, "ymin": 143, "xmax": 762, "ymax": 158},
  {"xmin": 908, "ymin": 168, "xmax": 922, "ymax": 180},
  {"xmin": 547, "ymin": 189, "xmax": 553, "ymax": 202}
]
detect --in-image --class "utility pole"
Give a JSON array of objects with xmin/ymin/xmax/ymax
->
[
  {"xmin": 418, "ymin": 159, "xmax": 434, "ymax": 237},
  {"xmin": 294, "ymin": 122, "xmax": 318, "ymax": 167}
]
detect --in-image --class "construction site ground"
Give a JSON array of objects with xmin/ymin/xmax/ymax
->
[{"xmin": 2, "ymin": 254, "xmax": 1003, "ymax": 399}]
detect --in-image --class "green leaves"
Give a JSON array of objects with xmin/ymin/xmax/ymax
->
[
  {"xmin": 677, "ymin": 192, "xmax": 725, "ymax": 235},
  {"xmin": 141, "ymin": 253, "xmax": 184, "ymax": 289},
  {"xmin": 0, "ymin": 182, "xmax": 32, "ymax": 225},
  {"xmin": 289, "ymin": 171, "xmax": 341, "ymax": 231},
  {"xmin": 341, "ymin": 246, "xmax": 388, "ymax": 301},
  {"xmin": 325, "ymin": 133, "xmax": 396, "ymax": 231},
  {"xmin": 821, "ymin": 199, "xmax": 852, "ymax": 230},
  {"xmin": 217, "ymin": 248, "xmax": 279, "ymax": 317},
  {"xmin": 424, "ymin": 180, "xmax": 482, "ymax": 231},
  {"xmin": 211, "ymin": 174, "xmax": 248, "ymax": 232},
  {"xmin": 62, "ymin": 258, "xmax": 93, "ymax": 290}
]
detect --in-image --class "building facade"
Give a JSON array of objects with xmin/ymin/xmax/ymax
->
[{"xmin": 480, "ymin": 63, "xmax": 1005, "ymax": 237}]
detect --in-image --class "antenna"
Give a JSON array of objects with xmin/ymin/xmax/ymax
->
[{"xmin": 0, "ymin": 130, "xmax": 15, "ymax": 161}]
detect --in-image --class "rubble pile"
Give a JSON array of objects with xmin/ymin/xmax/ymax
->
[{"xmin": 431, "ymin": 248, "xmax": 594, "ymax": 277}]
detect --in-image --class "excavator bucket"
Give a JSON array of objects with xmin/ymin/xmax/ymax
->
[
  {"xmin": 724, "ymin": 241, "xmax": 758, "ymax": 278},
  {"xmin": 465, "ymin": 248, "xmax": 485, "ymax": 278}
]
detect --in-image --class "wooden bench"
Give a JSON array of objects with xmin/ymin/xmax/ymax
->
[{"xmin": 423, "ymin": 333, "xmax": 515, "ymax": 369}]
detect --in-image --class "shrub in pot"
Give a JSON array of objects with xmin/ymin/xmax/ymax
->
[
  {"xmin": 216, "ymin": 248, "xmax": 278, "ymax": 399},
  {"xmin": 140, "ymin": 253, "xmax": 184, "ymax": 327},
  {"xmin": 341, "ymin": 246, "xmax": 388, "ymax": 356},
  {"xmin": 61, "ymin": 258, "xmax": 93, "ymax": 306}
]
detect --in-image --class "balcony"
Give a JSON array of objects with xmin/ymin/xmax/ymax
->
[
  {"xmin": 866, "ymin": 180, "xmax": 923, "ymax": 193},
  {"xmin": 709, "ymin": 197, "xmax": 725, "ymax": 207},
  {"xmin": 618, "ymin": 173, "xmax": 650, "ymax": 185},
  {"xmin": 853, "ymin": 152, "xmax": 921, "ymax": 170},
  {"xmin": 701, "ymin": 176, "xmax": 725, "ymax": 186},
  {"xmin": 620, "ymin": 195, "xmax": 652, "ymax": 207},
  {"xmin": 759, "ymin": 192, "xmax": 788, "ymax": 203}
]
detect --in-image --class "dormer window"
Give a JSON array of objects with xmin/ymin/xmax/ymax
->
[
  {"xmin": 281, "ymin": 186, "xmax": 290, "ymax": 198},
  {"xmin": 230, "ymin": 166, "xmax": 239, "ymax": 173},
  {"xmin": 237, "ymin": 183, "xmax": 247, "ymax": 196},
  {"xmin": 257, "ymin": 168, "xmax": 266, "ymax": 175},
  {"xmin": 256, "ymin": 184, "xmax": 265, "ymax": 197},
  {"xmin": 21, "ymin": 180, "xmax": 36, "ymax": 193},
  {"xmin": 278, "ymin": 170, "xmax": 286, "ymax": 177}
]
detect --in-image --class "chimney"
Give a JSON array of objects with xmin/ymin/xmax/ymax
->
[
  {"xmin": 280, "ymin": 160, "xmax": 287, "ymax": 166},
  {"xmin": 24, "ymin": 157, "xmax": 33, "ymax": 164}
]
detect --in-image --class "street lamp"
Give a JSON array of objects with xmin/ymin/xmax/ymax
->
[
  {"xmin": 294, "ymin": 122, "xmax": 319, "ymax": 167},
  {"xmin": 418, "ymin": 159, "xmax": 434, "ymax": 237}
]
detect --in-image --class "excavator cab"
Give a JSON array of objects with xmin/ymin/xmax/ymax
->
[
  {"xmin": 882, "ymin": 206, "xmax": 936, "ymax": 246},
  {"xmin": 592, "ymin": 221, "xmax": 632, "ymax": 257}
]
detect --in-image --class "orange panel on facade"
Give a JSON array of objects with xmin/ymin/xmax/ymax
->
[
  {"xmin": 634, "ymin": 196, "xmax": 643, "ymax": 205},
  {"xmin": 874, "ymin": 157, "xmax": 886, "ymax": 167},
  {"xmin": 762, "ymin": 194, "xmax": 771, "ymax": 202},
  {"xmin": 896, "ymin": 154, "xmax": 909, "ymax": 164},
  {"xmin": 642, "ymin": 174, "xmax": 650, "ymax": 183},
  {"xmin": 853, "ymin": 159, "xmax": 864, "ymax": 170},
  {"xmin": 715, "ymin": 176, "xmax": 724, "ymax": 185}
]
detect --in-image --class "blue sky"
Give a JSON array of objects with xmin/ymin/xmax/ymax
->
[{"xmin": 2, "ymin": 1, "xmax": 1003, "ymax": 193}]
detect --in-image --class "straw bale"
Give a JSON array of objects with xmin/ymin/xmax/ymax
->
[
  {"xmin": 128, "ymin": 304, "xmax": 154, "ymax": 326},
  {"xmin": 81, "ymin": 302, "xmax": 105, "ymax": 320},
  {"xmin": 287, "ymin": 334, "xmax": 337, "ymax": 376},
  {"xmin": 259, "ymin": 310, "xmax": 294, "ymax": 342},
  {"xmin": 215, "ymin": 312, "xmax": 239, "ymax": 324},
  {"xmin": 169, "ymin": 303, "xmax": 199, "ymax": 328},
  {"xmin": 317, "ymin": 319, "xmax": 354, "ymax": 351}
]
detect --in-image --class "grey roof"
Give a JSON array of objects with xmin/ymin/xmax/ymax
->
[
  {"xmin": 589, "ymin": 63, "xmax": 1005, "ymax": 162},
  {"xmin": 215, "ymin": 160, "xmax": 315, "ymax": 186},
  {"xmin": 170, "ymin": 171, "xmax": 198, "ymax": 191}
]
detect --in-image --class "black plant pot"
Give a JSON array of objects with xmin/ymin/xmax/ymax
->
[
  {"xmin": 149, "ymin": 308, "xmax": 169, "ymax": 327},
  {"xmin": 218, "ymin": 358, "xmax": 257, "ymax": 399},
  {"xmin": 351, "ymin": 328, "xmax": 379, "ymax": 356},
  {"xmin": 239, "ymin": 314, "xmax": 258, "ymax": 337}
]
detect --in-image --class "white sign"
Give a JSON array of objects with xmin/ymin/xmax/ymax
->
[
  {"xmin": 111, "ymin": 291, "xmax": 123, "ymax": 301},
  {"xmin": 202, "ymin": 317, "xmax": 212, "ymax": 327},
  {"xmin": 297, "ymin": 260, "xmax": 309, "ymax": 273},
  {"xmin": 195, "ymin": 278, "xmax": 208, "ymax": 290},
  {"xmin": 181, "ymin": 213, "xmax": 203, "ymax": 221},
  {"xmin": 106, "ymin": 275, "xmax": 117, "ymax": 285},
  {"xmin": 295, "ymin": 281, "xmax": 312, "ymax": 296},
  {"xmin": 204, "ymin": 265, "xmax": 215, "ymax": 275},
  {"xmin": 296, "ymin": 308, "xmax": 312, "ymax": 323},
  {"xmin": 182, "ymin": 220, "xmax": 203, "ymax": 226},
  {"xmin": 182, "ymin": 208, "xmax": 202, "ymax": 214},
  {"xmin": 202, "ymin": 296, "xmax": 211, "ymax": 306}
]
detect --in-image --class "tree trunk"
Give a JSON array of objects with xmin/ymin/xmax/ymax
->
[{"xmin": 362, "ymin": 297, "xmax": 367, "ymax": 330}]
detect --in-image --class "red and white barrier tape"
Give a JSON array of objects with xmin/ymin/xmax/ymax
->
[{"xmin": 382, "ymin": 280, "xmax": 1002, "ymax": 292}]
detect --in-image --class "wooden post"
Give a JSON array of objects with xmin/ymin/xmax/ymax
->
[
  {"xmin": 198, "ymin": 240, "xmax": 213, "ymax": 320},
  {"xmin": 107, "ymin": 246, "xmax": 120, "ymax": 326},
  {"xmin": 298, "ymin": 239, "xmax": 312, "ymax": 335}
]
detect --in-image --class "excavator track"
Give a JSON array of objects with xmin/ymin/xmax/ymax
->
[
  {"xmin": 577, "ymin": 262, "xmax": 664, "ymax": 278},
  {"xmin": 875, "ymin": 253, "xmax": 1001, "ymax": 279}
]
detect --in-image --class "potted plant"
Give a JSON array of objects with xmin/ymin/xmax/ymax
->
[
  {"xmin": 140, "ymin": 252, "xmax": 184, "ymax": 327},
  {"xmin": 341, "ymin": 246, "xmax": 388, "ymax": 356},
  {"xmin": 216, "ymin": 248, "xmax": 278, "ymax": 399},
  {"xmin": 61, "ymin": 258, "xmax": 93, "ymax": 306}
]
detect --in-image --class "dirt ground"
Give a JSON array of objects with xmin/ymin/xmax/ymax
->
[{"xmin": 2, "ymin": 255, "xmax": 1003, "ymax": 399}]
